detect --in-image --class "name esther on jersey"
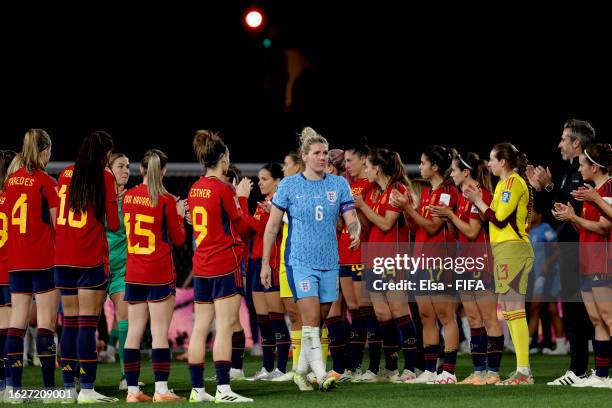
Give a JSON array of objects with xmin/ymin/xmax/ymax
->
[{"xmin": 372, "ymin": 279, "xmax": 485, "ymax": 291}]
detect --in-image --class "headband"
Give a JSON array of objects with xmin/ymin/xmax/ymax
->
[
  {"xmin": 585, "ymin": 150, "xmax": 606, "ymax": 169},
  {"xmin": 457, "ymin": 155, "xmax": 473, "ymax": 170}
]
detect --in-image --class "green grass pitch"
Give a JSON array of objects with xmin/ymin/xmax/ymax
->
[{"xmin": 20, "ymin": 353, "xmax": 610, "ymax": 407}]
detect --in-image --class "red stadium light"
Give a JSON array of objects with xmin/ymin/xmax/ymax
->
[
  {"xmin": 246, "ymin": 10, "xmax": 262, "ymax": 28},
  {"xmin": 244, "ymin": 8, "xmax": 265, "ymax": 31}
]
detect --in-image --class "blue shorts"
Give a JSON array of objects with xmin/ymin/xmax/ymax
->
[
  {"xmin": 9, "ymin": 268, "xmax": 56, "ymax": 294},
  {"xmin": 249, "ymin": 259, "xmax": 280, "ymax": 293},
  {"xmin": 194, "ymin": 271, "xmax": 242, "ymax": 303},
  {"xmin": 0, "ymin": 285, "xmax": 10, "ymax": 306},
  {"xmin": 286, "ymin": 265, "xmax": 338, "ymax": 303},
  {"xmin": 124, "ymin": 283, "xmax": 176, "ymax": 303},
  {"xmin": 580, "ymin": 274, "xmax": 612, "ymax": 292},
  {"xmin": 55, "ymin": 265, "xmax": 107, "ymax": 296}
]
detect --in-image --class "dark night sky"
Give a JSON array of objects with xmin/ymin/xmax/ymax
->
[{"xmin": 2, "ymin": 2, "xmax": 610, "ymax": 169}]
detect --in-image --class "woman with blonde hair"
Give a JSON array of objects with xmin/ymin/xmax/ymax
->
[
  {"xmin": 4, "ymin": 130, "xmax": 59, "ymax": 397},
  {"xmin": 121, "ymin": 149, "xmax": 186, "ymax": 402},
  {"xmin": 261, "ymin": 127, "xmax": 360, "ymax": 392}
]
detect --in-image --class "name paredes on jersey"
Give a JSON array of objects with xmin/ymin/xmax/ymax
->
[{"xmin": 6, "ymin": 176, "xmax": 35, "ymax": 187}]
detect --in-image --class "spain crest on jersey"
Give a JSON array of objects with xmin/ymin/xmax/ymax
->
[{"xmin": 326, "ymin": 190, "xmax": 337, "ymax": 203}]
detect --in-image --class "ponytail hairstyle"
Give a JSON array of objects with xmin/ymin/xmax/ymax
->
[
  {"xmin": 6, "ymin": 156, "xmax": 22, "ymax": 182},
  {"xmin": 285, "ymin": 150, "xmax": 304, "ymax": 171},
  {"xmin": 367, "ymin": 148, "xmax": 411, "ymax": 187},
  {"xmin": 423, "ymin": 145, "xmax": 452, "ymax": 182},
  {"xmin": 454, "ymin": 151, "xmax": 492, "ymax": 192},
  {"xmin": 0, "ymin": 150, "xmax": 17, "ymax": 190},
  {"xmin": 261, "ymin": 162, "xmax": 284, "ymax": 181},
  {"xmin": 328, "ymin": 149, "xmax": 346, "ymax": 175},
  {"xmin": 193, "ymin": 130, "xmax": 228, "ymax": 168},
  {"xmin": 299, "ymin": 127, "xmax": 328, "ymax": 157},
  {"xmin": 69, "ymin": 131, "xmax": 114, "ymax": 223},
  {"xmin": 21, "ymin": 129, "xmax": 52, "ymax": 173},
  {"xmin": 141, "ymin": 149, "xmax": 169, "ymax": 207},
  {"xmin": 492, "ymin": 143, "xmax": 529, "ymax": 179},
  {"xmin": 583, "ymin": 143, "xmax": 612, "ymax": 175}
]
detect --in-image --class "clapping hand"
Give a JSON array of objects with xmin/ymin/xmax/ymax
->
[
  {"xmin": 571, "ymin": 184, "xmax": 598, "ymax": 202},
  {"xmin": 551, "ymin": 202, "xmax": 575, "ymax": 222},
  {"xmin": 236, "ymin": 177, "xmax": 253, "ymax": 198}
]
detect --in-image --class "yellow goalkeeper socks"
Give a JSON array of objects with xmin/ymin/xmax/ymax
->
[{"xmin": 505, "ymin": 309, "xmax": 530, "ymax": 370}]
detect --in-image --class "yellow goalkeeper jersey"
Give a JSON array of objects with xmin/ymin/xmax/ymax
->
[{"xmin": 489, "ymin": 173, "xmax": 532, "ymax": 244}]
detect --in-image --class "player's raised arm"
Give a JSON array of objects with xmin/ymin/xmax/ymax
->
[
  {"xmin": 571, "ymin": 183, "xmax": 612, "ymax": 221},
  {"xmin": 553, "ymin": 145, "xmax": 612, "ymax": 236}
]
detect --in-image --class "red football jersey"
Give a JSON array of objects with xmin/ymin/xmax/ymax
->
[
  {"xmin": 455, "ymin": 187, "xmax": 493, "ymax": 276},
  {"xmin": 368, "ymin": 182, "xmax": 410, "ymax": 243},
  {"xmin": 189, "ymin": 176, "xmax": 243, "ymax": 277},
  {"xmin": 413, "ymin": 183, "xmax": 459, "ymax": 258},
  {"xmin": 5, "ymin": 168, "xmax": 59, "ymax": 272},
  {"xmin": 456, "ymin": 187, "xmax": 491, "ymax": 244},
  {"xmin": 238, "ymin": 196, "xmax": 282, "ymax": 270},
  {"xmin": 122, "ymin": 184, "xmax": 185, "ymax": 284},
  {"xmin": 55, "ymin": 165, "xmax": 119, "ymax": 269},
  {"xmin": 0, "ymin": 191, "xmax": 9, "ymax": 284},
  {"xmin": 579, "ymin": 178, "xmax": 611, "ymax": 275},
  {"xmin": 339, "ymin": 178, "xmax": 376, "ymax": 265}
]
